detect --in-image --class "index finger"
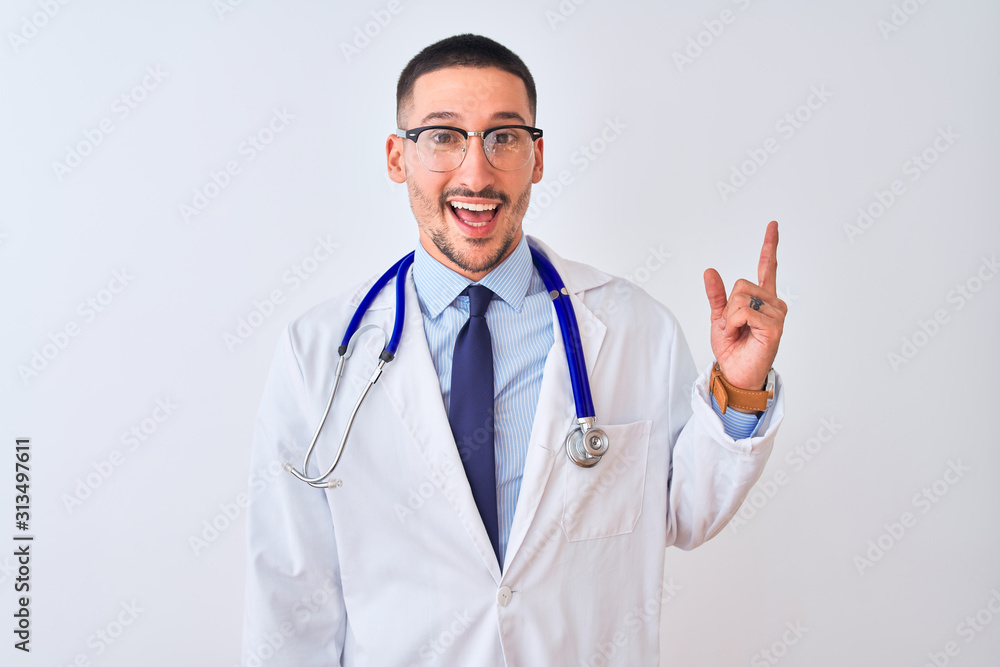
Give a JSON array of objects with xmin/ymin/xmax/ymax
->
[{"xmin": 757, "ymin": 220, "xmax": 779, "ymax": 294}]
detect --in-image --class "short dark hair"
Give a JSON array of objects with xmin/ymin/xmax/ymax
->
[{"xmin": 396, "ymin": 34, "xmax": 536, "ymax": 127}]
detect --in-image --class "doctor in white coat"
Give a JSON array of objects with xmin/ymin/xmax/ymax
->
[{"xmin": 243, "ymin": 34, "xmax": 786, "ymax": 666}]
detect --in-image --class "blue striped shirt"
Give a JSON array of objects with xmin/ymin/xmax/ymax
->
[
  {"xmin": 411, "ymin": 235, "xmax": 759, "ymax": 561},
  {"xmin": 412, "ymin": 235, "xmax": 551, "ymax": 563}
]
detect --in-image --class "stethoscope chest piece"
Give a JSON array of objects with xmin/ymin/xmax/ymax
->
[{"xmin": 565, "ymin": 418, "xmax": 609, "ymax": 468}]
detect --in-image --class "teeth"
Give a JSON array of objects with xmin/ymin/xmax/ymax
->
[{"xmin": 450, "ymin": 201, "xmax": 498, "ymax": 212}]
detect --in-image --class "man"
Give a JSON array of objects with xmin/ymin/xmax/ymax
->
[{"xmin": 244, "ymin": 34, "xmax": 785, "ymax": 666}]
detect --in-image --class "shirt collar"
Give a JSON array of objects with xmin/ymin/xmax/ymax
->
[{"xmin": 413, "ymin": 234, "xmax": 534, "ymax": 318}]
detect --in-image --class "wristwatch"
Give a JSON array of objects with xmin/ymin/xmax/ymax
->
[{"xmin": 710, "ymin": 363, "xmax": 775, "ymax": 415}]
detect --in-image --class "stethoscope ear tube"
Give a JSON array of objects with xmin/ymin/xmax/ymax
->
[
  {"xmin": 286, "ymin": 254, "xmax": 416, "ymax": 490},
  {"xmin": 284, "ymin": 322, "xmax": 395, "ymax": 488},
  {"xmin": 285, "ymin": 253, "xmax": 415, "ymax": 489}
]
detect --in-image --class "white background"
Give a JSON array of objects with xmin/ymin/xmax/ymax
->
[{"xmin": 2, "ymin": 0, "xmax": 998, "ymax": 665}]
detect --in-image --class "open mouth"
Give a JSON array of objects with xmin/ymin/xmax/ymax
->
[{"xmin": 447, "ymin": 200, "xmax": 501, "ymax": 232}]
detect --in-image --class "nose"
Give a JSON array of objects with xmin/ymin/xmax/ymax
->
[{"xmin": 454, "ymin": 135, "xmax": 495, "ymax": 192}]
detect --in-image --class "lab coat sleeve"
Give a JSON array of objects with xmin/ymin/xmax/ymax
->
[
  {"xmin": 242, "ymin": 325, "xmax": 347, "ymax": 666},
  {"xmin": 662, "ymin": 318, "xmax": 784, "ymax": 551}
]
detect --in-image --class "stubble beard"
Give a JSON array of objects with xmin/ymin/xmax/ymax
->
[{"xmin": 410, "ymin": 180, "xmax": 533, "ymax": 276}]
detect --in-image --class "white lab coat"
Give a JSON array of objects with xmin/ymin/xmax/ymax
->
[{"xmin": 242, "ymin": 236, "xmax": 783, "ymax": 666}]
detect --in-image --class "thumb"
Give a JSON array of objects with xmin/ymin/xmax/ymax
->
[{"xmin": 703, "ymin": 269, "xmax": 727, "ymax": 321}]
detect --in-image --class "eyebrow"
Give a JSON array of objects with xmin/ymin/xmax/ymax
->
[{"xmin": 416, "ymin": 110, "xmax": 528, "ymax": 126}]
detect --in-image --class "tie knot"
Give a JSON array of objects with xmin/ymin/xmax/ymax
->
[{"xmin": 465, "ymin": 284, "xmax": 493, "ymax": 318}]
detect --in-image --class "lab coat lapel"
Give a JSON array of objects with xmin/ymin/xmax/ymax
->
[
  {"xmin": 364, "ymin": 270, "xmax": 504, "ymax": 582},
  {"xmin": 503, "ymin": 238, "xmax": 609, "ymax": 567}
]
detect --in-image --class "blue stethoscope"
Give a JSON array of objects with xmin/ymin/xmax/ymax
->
[{"xmin": 284, "ymin": 246, "xmax": 610, "ymax": 489}]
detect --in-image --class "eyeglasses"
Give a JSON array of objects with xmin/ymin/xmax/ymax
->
[{"xmin": 395, "ymin": 125, "xmax": 543, "ymax": 172}]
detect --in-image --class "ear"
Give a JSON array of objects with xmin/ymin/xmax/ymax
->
[
  {"xmin": 386, "ymin": 134, "xmax": 406, "ymax": 184},
  {"xmin": 531, "ymin": 136, "xmax": 544, "ymax": 184}
]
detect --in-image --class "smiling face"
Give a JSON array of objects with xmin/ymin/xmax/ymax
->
[{"xmin": 386, "ymin": 66, "xmax": 544, "ymax": 281}]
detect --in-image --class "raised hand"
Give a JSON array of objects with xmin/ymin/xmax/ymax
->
[{"xmin": 702, "ymin": 220, "xmax": 786, "ymax": 391}]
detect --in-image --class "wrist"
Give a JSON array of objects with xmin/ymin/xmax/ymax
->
[{"xmin": 709, "ymin": 363, "xmax": 774, "ymax": 415}]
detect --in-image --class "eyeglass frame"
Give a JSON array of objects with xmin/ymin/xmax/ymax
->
[{"xmin": 394, "ymin": 124, "xmax": 544, "ymax": 172}]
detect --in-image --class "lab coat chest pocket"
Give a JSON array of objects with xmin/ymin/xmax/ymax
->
[{"xmin": 561, "ymin": 420, "xmax": 651, "ymax": 541}]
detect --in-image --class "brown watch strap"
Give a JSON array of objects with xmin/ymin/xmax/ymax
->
[{"xmin": 710, "ymin": 363, "xmax": 772, "ymax": 415}]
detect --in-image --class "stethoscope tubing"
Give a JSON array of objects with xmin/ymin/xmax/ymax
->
[
  {"xmin": 529, "ymin": 247, "xmax": 596, "ymax": 420},
  {"xmin": 386, "ymin": 254, "xmax": 413, "ymax": 356},
  {"xmin": 286, "ymin": 245, "xmax": 603, "ymax": 487},
  {"xmin": 341, "ymin": 252, "xmax": 415, "ymax": 358}
]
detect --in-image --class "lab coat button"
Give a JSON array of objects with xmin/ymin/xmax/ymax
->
[{"xmin": 497, "ymin": 586, "xmax": 513, "ymax": 607}]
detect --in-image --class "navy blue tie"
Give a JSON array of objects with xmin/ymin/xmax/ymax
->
[{"xmin": 449, "ymin": 285, "xmax": 500, "ymax": 564}]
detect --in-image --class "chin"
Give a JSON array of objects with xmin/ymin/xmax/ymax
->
[{"xmin": 433, "ymin": 225, "xmax": 518, "ymax": 277}]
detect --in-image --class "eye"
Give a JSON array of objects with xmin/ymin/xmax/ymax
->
[{"xmin": 428, "ymin": 129, "xmax": 460, "ymax": 145}]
